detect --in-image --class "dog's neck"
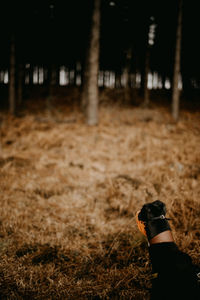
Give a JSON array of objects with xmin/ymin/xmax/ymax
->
[{"xmin": 149, "ymin": 230, "xmax": 174, "ymax": 245}]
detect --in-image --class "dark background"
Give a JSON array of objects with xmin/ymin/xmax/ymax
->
[{"xmin": 0, "ymin": 0, "xmax": 199, "ymax": 103}]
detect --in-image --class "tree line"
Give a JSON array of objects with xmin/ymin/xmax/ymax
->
[{"xmin": 0, "ymin": 0, "xmax": 198, "ymax": 124}]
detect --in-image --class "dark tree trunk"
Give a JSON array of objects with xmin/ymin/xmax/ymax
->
[
  {"xmin": 143, "ymin": 47, "xmax": 150, "ymax": 106},
  {"xmin": 46, "ymin": 64, "xmax": 56, "ymax": 113},
  {"xmin": 46, "ymin": 6, "xmax": 57, "ymax": 114},
  {"xmin": 115, "ymin": 71, "xmax": 121, "ymax": 88},
  {"xmin": 141, "ymin": 18, "xmax": 151, "ymax": 107},
  {"xmin": 17, "ymin": 63, "xmax": 23, "ymax": 106},
  {"xmin": 103, "ymin": 70, "xmax": 106, "ymax": 88},
  {"xmin": 29, "ymin": 64, "xmax": 33, "ymax": 85},
  {"xmin": 9, "ymin": 34, "xmax": 16, "ymax": 115},
  {"xmin": 161, "ymin": 74, "xmax": 166, "ymax": 89},
  {"xmin": 172, "ymin": 0, "xmax": 182, "ymax": 121},
  {"xmin": 51, "ymin": 64, "xmax": 57, "ymax": 86},
  {"xmin": 85, "ymin": 0, "xmax": 101, "ymax": 125},
  {"xmin": 124, "ymin": 48, "xmax": 132, "ymax": 103}
]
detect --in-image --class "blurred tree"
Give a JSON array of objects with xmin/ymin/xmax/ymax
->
[
  {"xmin": 123, "ymin": 47, "xmax": 132, "ymax": 103},
  {"xmin": 17, "ymin": 63, "xmax": 24, "ymax": 106},
  {"xmin": 143, "ymin": 44, "xmax": 150, "ymax": 107},
  {"xmin": 141, "ymin": 19, "xmax": 150, "ymax": 107},
  {"xmin": 143, "ymin": 16, "xmax": 157, "ymax": 107},
  {"xmin": 84, "ymin": 0, "xmax": 101, "ymax": 125},
  {"xmin": 172, "ymin": 0, "xmax": 183, "ymax": 121},
  {"xmin": 47, "ymin": 2, "xmax": 57, "ymax": 114},
  {"xmin": 1, "ymin": 0, "xmax": 200, "ymax": 114}
]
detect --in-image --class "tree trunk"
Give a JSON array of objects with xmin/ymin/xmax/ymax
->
[
  {"xmin": 115, "ymin": 71, "xmax": 121, "ymax": 88},
  {"xmin": 143, "ymin": 47, "xmax": 150, "ymax": 106},
  {"xmin": 172, "ymin": 0, "xmax": 182, "ymax": 121},
  {"xmin": 17, "ymin": 63, "xmax": 23, "ymax": 106},
  {"xmin": 141, "ymin": 17, "xmax": 151, "ymax": 107},
  {"xmin": 29, "ymin": 64, "xmax": 33, "ymax": 85},
  {"xmin": 85, "ymin": 0, "xmax": 101, "ymax": 126},
  {"xmin": 124, "ymin": 48, "xmax": 132, "ymax": 103},
  {"xmin": 9, "ymin": 34, "xmax": 16, "ymax": 115},
  {"xmin": 51, "ymin": 64, "xmax": 57, "ymax": 86},
  {"xmin": 161, "ymin": 74, "xmax": 166, "ymax": 89},
  {"xmin": 46, "ymin": 64, "xmax": 56, "ymax": 114}
]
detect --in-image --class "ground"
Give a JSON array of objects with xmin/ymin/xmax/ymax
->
[{"xmin": 0, "ymin": 92, "xmax": 200, "ymax": 299}]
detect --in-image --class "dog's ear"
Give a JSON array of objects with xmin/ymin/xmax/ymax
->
[
  {"xmin": 153, "ymin": 200, "xmax": 166, "ymax": 214},
  {"xmin": 138, "ymin": 203, "xmax": 149, "ymax": 221}
]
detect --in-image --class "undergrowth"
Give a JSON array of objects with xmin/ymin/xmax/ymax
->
[{"xmin": 0, "ymin": 97, "xmax": 199, "ymax": 299}]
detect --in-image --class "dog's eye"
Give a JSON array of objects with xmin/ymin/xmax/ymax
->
[{"xmin": 147, "ymin": 206, "xmax": 151, "ymax": 213}]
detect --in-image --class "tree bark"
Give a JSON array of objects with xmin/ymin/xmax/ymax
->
[
  {"xmin": 143, "ymin": 47, "xmax": 150, "ymax": 106},
  {"xmin": 172, "ymin": 0, "xmax": 182, "ymax": 121},
  {"xmin": 85, "ymin": 0, "xmax": 101, "ymax": 126},
  {"xmin": 46, "ymin": 63, "xmax": 56, "ymax": 114},
  {"xmin": 29, "ymin": 64, "xmax": 33, "ymax": 85},
  {"xmin": 124, "ymin": 48, "xmax": 132, "ymax": 103},
  {"xmin": 161, "ymin": 74, "xmax": 166, "ymax": 89},
  {"xmin": 115, "ymin": 71, "xmax": 121, "ymax": 88},
  {"xmin": 141, "ymin": 18, "xmax": 151, "ymax": 107},
  {"xmin": 17, "ymin": 63, "xmax": 23, "ymax": 106}
]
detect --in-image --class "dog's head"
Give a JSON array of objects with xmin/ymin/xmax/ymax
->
[{"xmin": 138, "ymin": 200, "xmax": 166, "ymax": 222}]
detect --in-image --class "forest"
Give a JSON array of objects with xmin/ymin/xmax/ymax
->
[{"xmin": 0, "ymin": 0, "xmax": 200, "ymax": 299}]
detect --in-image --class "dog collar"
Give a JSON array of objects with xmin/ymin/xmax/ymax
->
[{"xmin": 150, "ymin": 215, "xmax": 171, "ymax": 221}]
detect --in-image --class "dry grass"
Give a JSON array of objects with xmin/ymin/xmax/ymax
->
[{"xmin": 0, "ymin": 94, "xmax": 200, "ymax": 299}]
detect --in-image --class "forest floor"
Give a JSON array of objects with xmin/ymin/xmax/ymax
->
[{"xmin": 0, "ymin": 90, "xmax": 200, "ymax": 299}]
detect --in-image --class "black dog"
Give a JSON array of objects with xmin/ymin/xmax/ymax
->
[
  {"xmin": 138, "ymin": 200, "xmax": 171, "ymax": 240},
  {"xmin": 138, "ymin": 200, "xmax": 200, "ymax": 300}
]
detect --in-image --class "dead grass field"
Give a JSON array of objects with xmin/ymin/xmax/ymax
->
[{"xmin": 0, "ymin": 94, "xmax": 200, "ymax": 299}]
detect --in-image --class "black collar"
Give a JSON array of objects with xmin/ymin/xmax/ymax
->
[{"xmin": 150, "ymin": 215, "xmax": 171, "ymax": 221}]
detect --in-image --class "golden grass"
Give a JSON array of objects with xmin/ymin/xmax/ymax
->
[{"xmin": 0, "ymin": 97, "xmax": 200, "ymax": 299}]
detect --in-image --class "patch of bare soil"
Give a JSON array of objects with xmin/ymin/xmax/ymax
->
[{"xmin": 0, "ymin": 99, "xmax": 200, "ymax": 299}]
